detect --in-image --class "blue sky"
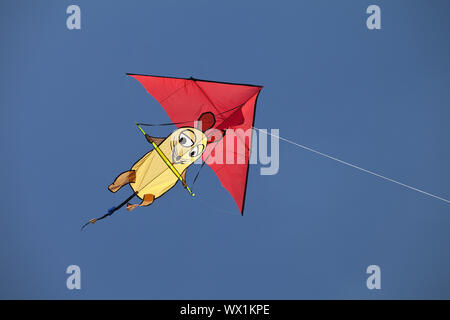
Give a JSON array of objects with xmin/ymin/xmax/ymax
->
[{"xmin": 1, "ymin": 0, "xmax": 450, "ymax": 299}]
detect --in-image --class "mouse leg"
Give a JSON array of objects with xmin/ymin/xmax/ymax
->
[
  {"xmin": 108, "ymin": 170, "xmax": 136, "ymax": 193},
  {"xmin": 127, "ymin": 194, "xmax": 155, "ymax": 211}
]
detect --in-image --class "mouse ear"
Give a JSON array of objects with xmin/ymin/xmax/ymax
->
[{"xmin": 196, "ymin": 112, "xmax": 216, "ymax": 132}]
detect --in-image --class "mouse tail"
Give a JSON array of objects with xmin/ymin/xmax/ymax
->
[{"xmin": 81, "ymin": 192, "xmax": 138, "ymax": 230}]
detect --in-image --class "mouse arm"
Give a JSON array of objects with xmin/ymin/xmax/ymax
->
[
  {"xmin": 181, "ymin": 168, "xmax": 187, "ymax": 188},
  {"xmin": 145, "ymin": 134, "xmax": 164, "ymax": 146}
]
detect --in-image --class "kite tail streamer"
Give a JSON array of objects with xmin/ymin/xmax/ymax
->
[{"xmin": 81, "ymin": 192, "xmax": 138, "ymax": 230}]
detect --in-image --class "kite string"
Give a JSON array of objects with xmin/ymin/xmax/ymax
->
[{"xmin": 253, "ymin": 127, "xmax": 450, "ymax": 205}]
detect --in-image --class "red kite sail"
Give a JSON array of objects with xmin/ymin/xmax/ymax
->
[{"xmin": 127, "ymin": 74, "xmax": 263, "ymax": 214}]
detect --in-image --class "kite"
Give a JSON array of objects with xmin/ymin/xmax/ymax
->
[{"xmin": 82, "ymin": 74, "xmax": 263, "ymax": 229}]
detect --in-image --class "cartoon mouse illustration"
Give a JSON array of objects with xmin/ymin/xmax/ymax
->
[
  {"xmin": 109, "ymin": 112, "xmax": 216, "ymax": 211},
  {"xmin": 82, "ymin": 112, "xmax": 219, "ymax": 229}
]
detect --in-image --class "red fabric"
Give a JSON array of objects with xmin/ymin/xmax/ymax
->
[{"xmin": 128, "ymin": 74, "xmax": 262, "ymax": 213}]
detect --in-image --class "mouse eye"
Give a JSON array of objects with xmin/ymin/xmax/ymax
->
[
  {"xmin": 189, "ymin": 146, "xmax": 199, "ymax": 157},
  {"xmin": 178, "ymin": 133, "xmax": 193, "ymax": 147}
]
